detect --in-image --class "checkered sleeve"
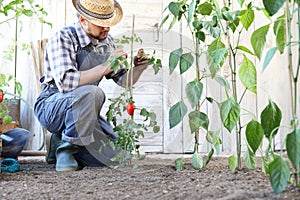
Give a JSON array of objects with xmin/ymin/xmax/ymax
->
[{"xmin": 45, "ymin": 28, "xmax": 80, "ymax": 93}]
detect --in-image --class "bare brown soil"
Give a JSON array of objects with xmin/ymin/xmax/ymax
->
[{"xmin": 0, "ymin": 155, "xmax": 299, "ymax": 200}]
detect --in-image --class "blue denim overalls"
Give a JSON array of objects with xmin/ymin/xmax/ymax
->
[{"xmin": 34, "ymin": 27, "xmax": 124, "ymax": 167}]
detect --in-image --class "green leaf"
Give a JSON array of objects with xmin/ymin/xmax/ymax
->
[
  {"xmin": 206, "ymin": 130, "xmax": 220, "ymax": 145},
  {"xmin": 273, "ymin": 14, "xmax": 286, "ymax": 54},
  {"xmin": 286, "ymin": 129, "xmax": 300, "ymax": 169},
  {"xmin": 22, "ymin": 9, "xmax": 33, "ymax": 16},
  {"xmin": 262, "ymin": 47, "xmax": 278, "ymax": 72},
  {"xmin": 153, "ymin": 125, "xmax": 160, "ymax": 133},
  {"xmin": 228, "ymin": 17, "xmax": 240, "ymax": 33},
  {"xmin": 168, "ymin": 16, "xmax": 177, "ymax": 31},
  {"xmin": 243, "ymin": 147, "xmax": 257, "ymax": 169},
  {"xmin": 214, "ymin": 138, "xmax": 221, "ymax": 155},
  {"xmin": 203, "ymin": 21, "xmax": 221, "ymax": 38},
  {"xmin": 169, "ymin": 48, "xmax": 183, "ymax": 74},
  {"xmin": 159, "ymin": 14, "xmax": 169, "ymax": 30},
  {"xmin": 189, "ymin": 110, "xmax": 209, "ymax": 133},
  {"xmin": 214, "ymin": 75, "xmax": 230, "ymax": 90},
  {"xmin": 207, "ymin": 38, "xmax": 228, "ymax": 78},
  {"xmin": 237, "ymin": 0, "xmax": 245, "ymax": 7},
  {"xmin": 238, "ymin": 55, "xmax": 257, "ymax": 93},
  {"xmin": 205, "ymin": 148, "xmax": 214, "ymax": 166},
  {"xmin": 246, "ymin": 120, "xmax": 264, "ymax": 154},
  {"xmin": 262, "ymin": 156, "xmax": 269, "ymax": 175},
  {"xmin": 240, "ymin": 8, "xmax": 254, "ymax": 31},
  {"xmin": 228, "ymin": 154, "xmax": 237, "ymax": 171},
  {"xmin": 251, "ymin": 24, "xmax": 270, "ymax": 60},
  {"xmin": 263, "ymin": 0, "xmax": 285, "ymax": 16},
  {"xmin": 236, "ymin": 45, "xmax": 255, "ymax": 55},
  {"xmin": 192, "ymin": 152, "xmax": 203, "ymax": 170},
  {"xmin": 152, "ymin": 59, "xmax": 162, "ymax": 75},
  {"xmin": 269, "ymin": 155, "xmax": 290, "ymax": 194},
  {"xmin": 220, "ymin": 98, "xmax": 240, "ymax": 132},
  {"xmin": 168, "ymin": 2, "xmax": 181, "ymax": 17},
  {"xmin": 198, "ymin": 2, "xmax": 213, "ymax": 16},
  {"xmin": 260, "ymin": 100, "xmax": 282, "ymax": 139},
  {"xmin": 169, "ymin": 101, "xmax": 188, "ymax": 129},
  {"xmin": 196, "ymin": 31, "xmax": 205, "ymax": 42},
  {"xmin": 185, "ymin": 79, "xmax": 203, "ymax": 108},
  {"xmin": 175, "ymin": 157, "xmax": 184, "ymax": 171},
  {"xmin": 180, "ymin": 53, "xmax": 194, "ymax": 74},
  {"xmin": 187, "ymin": 0, "xmax": 195, "ymax": 25}
]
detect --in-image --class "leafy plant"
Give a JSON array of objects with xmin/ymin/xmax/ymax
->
[
  {"xmin": 0, "ymin": 0, "xmax": 51, "ymax": 124},
  {"xmin": 161, "ymin": 0, "xmax": 300, "ymax": 194},
  {"xmin": 0, "ymin": 0, "xmax": 51, "ymax": 27},
  {"xmin": 261, "ymin": 0, "xmax": 300, "ymax": 194},
  {"xmin": 161, "ymin": 0, "xmax": 222, "ymax": 171},
  {"xmin": 105, "ymin": 18, "xmax": 162, "ymax": 167}
]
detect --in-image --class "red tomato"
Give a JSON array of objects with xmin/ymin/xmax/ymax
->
[
  {"xmin": 126, "ymin": 102, "xmax": 135, "ymax": 116},
  {"xmin": 0, "ymin": 91, "xmax": 3, "ymax": 103}
]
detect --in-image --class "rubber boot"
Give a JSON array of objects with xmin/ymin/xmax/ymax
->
[
  {"xmin": 55, "ymin": 142, "xmax": 78, "ymax": 172},
  {"xmin": 45, "ymin": 132, "xmax": 62, "ymax": 164}
]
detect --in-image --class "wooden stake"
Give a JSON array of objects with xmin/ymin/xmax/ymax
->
[{"xmin": 130, "ymin": 15, "xmax": 135, "ymax": 97}]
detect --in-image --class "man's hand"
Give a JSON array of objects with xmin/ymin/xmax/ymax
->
[
  {"xmin": 110, "ymin": 49, "xmax": 127, "ymax": 59},
  {"xmin": 134, "ymin": 49, "xmax": 148, "ymax": 66}
]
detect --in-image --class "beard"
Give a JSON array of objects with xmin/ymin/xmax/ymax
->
[{"xmin": 87, "ymin": 26, "xmax": 108, "ymax": 41}]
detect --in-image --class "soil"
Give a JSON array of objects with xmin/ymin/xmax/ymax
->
[{"xmin": 0, "ymin": 154, "xmax": 300, "ymax": 200}]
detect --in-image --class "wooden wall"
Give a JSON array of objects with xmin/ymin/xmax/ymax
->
[{"xmin": 0, "ymin": 0, "xmax": 296, "ymax": 155}]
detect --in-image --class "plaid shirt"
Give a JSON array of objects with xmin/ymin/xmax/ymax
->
[{"xmin": 43, "ymin": 21, "xmax": 116, "ymax": 93}]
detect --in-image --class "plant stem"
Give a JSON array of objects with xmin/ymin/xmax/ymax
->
[
  {"xmin": 232, "ymin": 51, "xmax": 242, "ymax": 169},
  {"xmin": 224, "ymin": 6, "xmax": 242, "ymax": 169},
  {"xmin": 195, "ymin": 38, "xmax": 200, "ymax": 153},
  {"xmin": 286, "ymin": 0, "xmax": 299, "ymax": 186},
  {"xmin": 286, "ymin": 1, "xmax": 295, "ymax": 120}
]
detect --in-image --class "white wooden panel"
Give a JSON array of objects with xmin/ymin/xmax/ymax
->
[{"xmin": 4, "ymin": 0, "xmax": 297, "ymax": 154}]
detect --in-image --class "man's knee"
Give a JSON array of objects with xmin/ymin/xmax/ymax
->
[{"xmin": 76, "ymin": 85, "xmax": 106, "ymax": 105}]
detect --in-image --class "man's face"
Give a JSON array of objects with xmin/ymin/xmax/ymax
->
[{"xmin": 80, "ymin": 17, "xmax": 110, "ymax": 41}]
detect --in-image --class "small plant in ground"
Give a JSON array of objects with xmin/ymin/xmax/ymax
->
[
  {"xmin": 106, "ymin": 90, "xmax": 160, "ymax": 167},
  {"xmin": 105, "ymin": 16, "xmax": 161, "ymax": 167}
]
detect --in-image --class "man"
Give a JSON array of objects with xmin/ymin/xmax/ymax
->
[{"xmin": 34, "ymin": 0, "xmax": 148, "ymax": 171}]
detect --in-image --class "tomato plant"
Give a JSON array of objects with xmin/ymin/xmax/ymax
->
[
  {"xmin": 105, "ymin": 18, "xmax": 161, "ymax": 167},
  {"xmin": 106, "ymin": 91, "xmax": 160, "ymax": 167}
]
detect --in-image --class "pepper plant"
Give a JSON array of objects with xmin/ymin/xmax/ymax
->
[
  {"xmin": 259, "ymin": 0, "xmax": 300, "ymax": 194},
  {"xmin": 162, "ymin": 0, "xmax": 280, "ymax": 174},
  {"xmin": 162, "ymin": 0, "xmax": 300, "ymax": 194},
  {"xmin": 161, "ymin": 0, "xmax": 222, "ymax": 171}
]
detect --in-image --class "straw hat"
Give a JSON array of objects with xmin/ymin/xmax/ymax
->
[{"xmin": 72, "ymin": 0, "xmax": 123, "ymax": 27}]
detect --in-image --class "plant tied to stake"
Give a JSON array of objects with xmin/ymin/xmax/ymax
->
[{"xmin": 105, "ymin": 15, "xmax": 161, "ymax": 167}]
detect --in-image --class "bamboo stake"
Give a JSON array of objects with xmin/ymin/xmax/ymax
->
[
  {"xmin": 30, "ymin": 42, "xmax": 42, "ymax": 93},
  {"xmin": 130, "ymin": 15, "xmax": 135, "ymax": 97}
]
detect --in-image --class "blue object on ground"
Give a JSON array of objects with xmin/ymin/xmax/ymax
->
[{"xmin": 1, "ymin": 158, "xmax": 20, "ymax": 173}]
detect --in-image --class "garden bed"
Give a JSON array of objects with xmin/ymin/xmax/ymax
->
[{"xmin": 0, "ymin": 155, "xmax": 299, "ymax": 199}]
